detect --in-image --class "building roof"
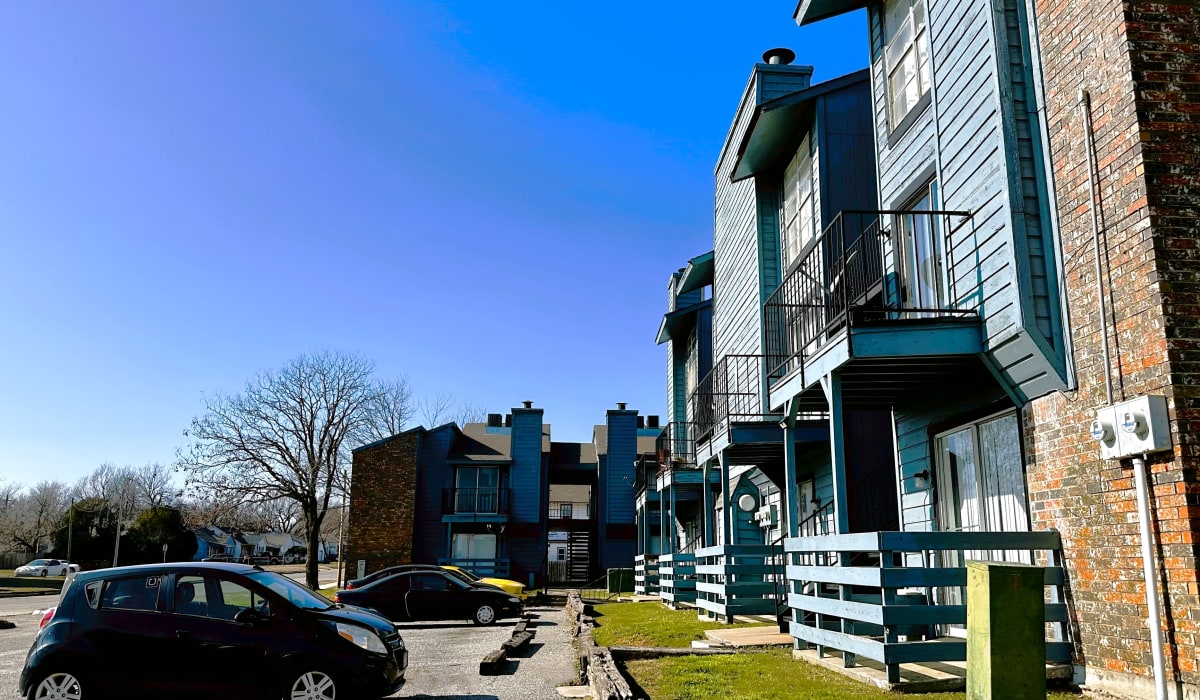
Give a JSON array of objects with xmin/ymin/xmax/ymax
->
[
  {"xmin": 550, "ymin": 441, "xmax": 598, "ymax": 467},
  {"xmin": 731, "ymin": 69, "xmax": 870, "ymax": 182},
  {"xmin": 447, "ymin": 423, "xmax": 552, "ymax": 464},
  {"xmin": 677, "ymin": 250, "xmax": 714, "ymax": 294},
  {"xmin": 793, "ymin": 0, "xmax": 865, "ymax": 26},
  {"xmin": 657, "ymin": 298, "xmax": 712, "ymax": 345}
]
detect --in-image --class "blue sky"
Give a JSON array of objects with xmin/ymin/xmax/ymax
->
[{"xmin": 0, "ymin": 2, "xmax": 866, "ymax": 487}]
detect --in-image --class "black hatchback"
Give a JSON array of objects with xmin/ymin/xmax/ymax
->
[{"xmin": 19, "ymin": 562, "xmax": 406, "ymax": 699}]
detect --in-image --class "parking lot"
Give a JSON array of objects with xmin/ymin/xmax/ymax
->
[{"xmin": 0, "ymin": 596, "xmax": 580, "ymax": 700}]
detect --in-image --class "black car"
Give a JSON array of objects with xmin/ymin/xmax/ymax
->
[
  {"xmin": 345, "ymin": 563, "xmax": 444, "ymax": 590},
  {"xmin": 19, "ymin": 562, "xmax": 406, "ymax": 699},
  {"xmin": 336, "ymin": 569, "xmax": 521, "ymax": 625}
]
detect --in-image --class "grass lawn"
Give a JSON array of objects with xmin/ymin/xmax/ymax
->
[
  {"xmin": 590, "ymin": 602, "xmax": 764, "ymax": 648},
  {"xmin": 592, "ymin": 602, "xmax": 1080, "ymax": 700}
]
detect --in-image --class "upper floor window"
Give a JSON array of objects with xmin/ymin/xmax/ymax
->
[
  {"xmin": 884, "ymin": 0, "xmax": 930, "ymax": 129},
  {"xmin": 782, "ymin": 138, "xmax": 815, "ymax": 270}
]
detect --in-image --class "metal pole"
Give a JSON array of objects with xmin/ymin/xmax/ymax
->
[
  {"xmin": 1132, "ymin": 455, "xmax": 1168, "ymax": 700},
  {"xmin": 67, "ymin": 498, "xmax": 74, "ymax": 564},
  {"xmin": 336, "ymin": 499, "xmax": 348, "ymax": 588},
  {"xmin": 1080, "ymin": 89, "xmax": 1115, "ymax": 406}
]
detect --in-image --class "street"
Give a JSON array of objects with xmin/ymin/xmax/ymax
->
[{"xmin": 1, "ymin": 594, "xmax": 578, "ymax": 700}]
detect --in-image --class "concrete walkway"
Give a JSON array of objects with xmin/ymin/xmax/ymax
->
[{"xmin": 702, "ymin": 625, "xmax": 793, "ymax": 648}]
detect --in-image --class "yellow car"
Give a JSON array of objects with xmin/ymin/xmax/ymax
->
[{"xmin": 441, "ymin": 566, "xmax": 526, "ymax": 599}]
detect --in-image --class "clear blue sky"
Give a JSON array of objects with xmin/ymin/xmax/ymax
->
[{"xmin": 0, "ymin": 2, "xmax": 866, "ymax": 487}]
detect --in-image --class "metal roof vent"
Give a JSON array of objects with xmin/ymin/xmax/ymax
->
[
  {"xmin": 617, "ymin": 402, "xmax": 627, "ymax": 411},
  {"xmin": 762, "ymin": 48, "xmax": 796, "ymax": 65},
  {"xmin": 522, "ymin": 400, "xmax": 533, "ymax": 409}
]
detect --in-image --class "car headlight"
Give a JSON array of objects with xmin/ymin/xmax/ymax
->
[
  {"xmin": 331, "ymin": 622, "xmax": 387, "ymax": 654},
  {"xmin": 507, "ymin": 596, "xmax": 521, "ymax": 604}
]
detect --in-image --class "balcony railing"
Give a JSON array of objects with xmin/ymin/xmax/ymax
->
[
  {"xmin": 695, "ymin": 544, "xmax": 784, "ymax": 622},
  {"xmin": 691, "ymin": 354, "xmax": 780, "ymax": 443},
  {"xmin": 634, "ymin": 554, "xmax": 659, "ymax": 595},
  {"xmin": 656, "ymin": 421, "xmax": 697, "ymax": 473},
  {"xmin": 440, "ymin": 487, "xmax": 511, "ymax": 516},
  {"xmin": 765, "ymin": 210, "xmax": 979, "ymax": 385},
  {"xmin": 657, "ymin": 552, "xmax": 697, "ymax": 606},
  {"xmin": 783, "ymin": 530, "xmax": 1071, "ymax": 684},
  {"xmin": 548, "ymin": 501, "xmax": 591, "ymax": 519}
]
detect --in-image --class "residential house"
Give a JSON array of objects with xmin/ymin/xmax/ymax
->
[
  {"xmin": 347, "ymin": 401, "xmax": 658, "ymax": 589},
  {"xmin": 192, "ymin": 526, "xmax": 242, "ymax": 561}
]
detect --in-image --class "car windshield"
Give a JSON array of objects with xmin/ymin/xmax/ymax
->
[
  {"xmin": 28, "ymin": 559, "xmax": 48, "ymax": 566},
  {"xmin": 453, "ymin": 568, "xmax": 481, "ymax": 582},
  {"xmin": 245, "ymin": 571, "xmax": 332, "ymax": 610},
  {"xmin": 442, "ymin": 569, "xmax": 473, "ymax": 585}
]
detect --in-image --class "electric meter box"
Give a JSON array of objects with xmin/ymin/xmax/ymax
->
[{"xmin": 1093, "ymin": 395, "xmax": 1171, "ymax": 460}]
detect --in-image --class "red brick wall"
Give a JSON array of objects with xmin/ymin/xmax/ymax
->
[
  {"xmin": 1028, "ymin": 0, "xmax": 1200, "ymax": 694},
  {"xmin": 346, "ymin": 434, "xmax": 419, "ymax": 576}
]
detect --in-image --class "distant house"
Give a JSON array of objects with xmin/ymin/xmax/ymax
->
[{"xmin": 192, "ymin": 526, "xmax": 241, "ymax": 561}]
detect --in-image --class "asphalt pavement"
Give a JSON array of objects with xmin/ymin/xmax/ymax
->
[{"xmin": 0, "ymin": 595, "xmax": 582, "ymax": 700}]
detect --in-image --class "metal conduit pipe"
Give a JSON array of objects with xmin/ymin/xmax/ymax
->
[
  {"xmin": 1079, "ymin": 89, "xmax": 1115, "ymax": 406},
  {"xmin": 1132, "ymin": 455, "xmax": 1169, "ymax": 700}
]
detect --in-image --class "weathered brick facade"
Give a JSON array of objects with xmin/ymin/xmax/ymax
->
[
  {"xmin": 1028, "ymin": 1, "xmax": 1200, "ymax": 695},
  {"xmin": 345, "ymin": 433, "xmax": 419, "ymax": 573}
]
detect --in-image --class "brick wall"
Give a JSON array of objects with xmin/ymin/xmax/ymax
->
[
  {"xmin": 346, "ymin": 433, "xmax": 419, "ymax": 576},
  {"xmin": 1027, "ymin": 0, "xmax": 1200, "ymax": 694}
]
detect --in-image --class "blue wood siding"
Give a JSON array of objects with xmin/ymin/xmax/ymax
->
[
  {"xmin": 415, "ymin": 427, "xmax": 455, "ymax": 564},
  {"xmin": 816, "ymin": 83, "xmax": 879, "ymax": 223},
  {"xmin": 864, "ymin": 0, "xmax": 1067, "ymax": 402},
  {"xmin": 714, "ymin": 67, "xmax": 812, "ymax": 362},
  {"xmin": 509, "ymin": 410, "xmax": 544, "ymax": 523},
  {"xmin": 605, "ymin": 411, "xmax": 638, "ymax": 524}
]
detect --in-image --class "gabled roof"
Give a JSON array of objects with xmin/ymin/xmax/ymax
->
[
  {"xmin": 677, "ymin": 250, "xmax": 714, "ymax": 294},
  {"xmin": 731, "ymin": 69, "xmax": 870, "ymax": 182},
  {"xmin": 656, "ymin": 298, "xmax": 712, "ymax": 345},
  {"xmin": 449, "ymin": 423, "xmax": 514, "ymax": 464}
]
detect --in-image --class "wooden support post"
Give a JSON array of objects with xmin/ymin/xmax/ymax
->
[
  {"xmin": 702, "ymin": 460, "xmax": 714, "ymax": 547},
  {"xmin": 821, "ymin": 372, "xmax": 850, "ymax": 535}
]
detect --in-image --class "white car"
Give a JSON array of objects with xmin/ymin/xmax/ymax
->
[{"xmin": 14, "ymin": 559, "xmax": 78, "ymax": 577}]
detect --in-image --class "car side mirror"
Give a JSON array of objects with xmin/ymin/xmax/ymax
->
[{"xmin": 233, "ymin": 608, "xmax": 269, "ymax": 626}]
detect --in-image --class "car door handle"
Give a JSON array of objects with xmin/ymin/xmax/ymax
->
[{"xmin": 175, "ymin": 630, "xmax": 191, "ymax": 639}]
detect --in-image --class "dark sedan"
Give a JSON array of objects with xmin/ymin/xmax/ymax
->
[
  {"xmin": 336, "ymin": 569, "xmax": 522, "ymax": 625},
  {"xmin": 345, "ymin": 563, "xmax": 443, "ymax": 590}
]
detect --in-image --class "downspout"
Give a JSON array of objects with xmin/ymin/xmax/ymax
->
[
  {"xmin": 1132, "ymin": 455, "xmax": 1168, "ymax": 700},
  {"xmin": 1079, "ymin": 89, "xmax": 1114, "ymax": 406}
]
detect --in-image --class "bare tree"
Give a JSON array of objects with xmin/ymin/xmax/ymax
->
[
  {"xmin": 178, "ymin": 351, "xmax": 381, "ymax": 589},
  {"xmin": 7, "ymin": 481, "xmax": 69, "ymax": 553},
  {"xmin": 419, "ymin": 391, "xmax": 487, "ymax": 427},
  {"xmin": 356, "ymin": 376, "xmax": 415, "ymax": 444},
  {"xmin": 452, "ymin": 401, "xmax": 488, "ymax": 426},
  {"xmin": 129, "ymin": 463, "xmax": 178, "ymax": 509}
]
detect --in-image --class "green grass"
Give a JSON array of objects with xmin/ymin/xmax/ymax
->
[
  {"xmin": 590, "ymin": 602, "xmax": 764, "ymax": 648},
  {"xmin": 622, "ymin": 649, "xmax": 1081, "ymax": 700}
]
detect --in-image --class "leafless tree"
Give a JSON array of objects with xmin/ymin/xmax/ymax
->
[
  {"xmin": 178, "ymin": 351, "xmax": 381, "ymax": 588},
  {"xmin": 356, "ymin": 376, "xmax": 415, "ymax": 444},
  {"xmin": 6, "ymin": 481, "xmax": 69, "ymax": 553},
  {"xmin": 129, "ymin": 463, "xmax": 178, "ymax": 509},
  {"xmin": 452, "ymin": 401, "xmax": 488, "ymax": 426},
  {"xmin": 419, "ymin": 391, "xmax": 487, "ymax": 427}
]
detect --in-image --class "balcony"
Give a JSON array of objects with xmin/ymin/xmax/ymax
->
[
  {"xmin": 548, "ymin": 501, "xmax": 591, "ymax": 520},
  {"xmin": 440, "ymin": 488, "xmax": 511, "ymax": 520},
  {"xmin": 765, "ymin": 210, "xmax": 985, "ymax": 412}
]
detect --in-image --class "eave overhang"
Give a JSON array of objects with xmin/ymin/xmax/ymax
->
[
  {"xmin": 731, "ymin": 69, "xmax": 870, "ymax": 183},
  {"xmin": 677, "ymin": 250, "xmax": 714, "ymax": 294},
  {"xmin": 793, "ymin": 0, "xmax": 868, "ymax": 26},
  {"xmin": 656, "ymin": 299, "xmax": 712, "ymax": 345}
]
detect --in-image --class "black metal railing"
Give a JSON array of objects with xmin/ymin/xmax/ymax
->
[
  {"xmin": 440, "ymin": 487, "xmax": 511, "ymax": 516},
  {"xmin": 548, "ymin": 501, "xmax": 591, "ymax": 519},
  {"xmin": 656, "ymin": 421, "xmax": 697, "ymax": 473},
  {"xmin": 765, "ymin": 209, "xmax": 979, "ymax": 386},
  {"xmin": 691, "ymin": 354, "xmax": 780, "ymax": 442}
]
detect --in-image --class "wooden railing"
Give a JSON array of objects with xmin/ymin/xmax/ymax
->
[
  {"xmin": 695, "ymin": 544, "xmax": 783, "ymax": 622},
  {"xmin": 782, "ymin": 530, "xmax": 1071, "ymax": 684},
  {"xmin": 634, "ymin": 554, "xmax": 659, "ymax": 595},
  {"xmin": 657, "ymin": 552, "xmax": 696, "ymax": 607}
]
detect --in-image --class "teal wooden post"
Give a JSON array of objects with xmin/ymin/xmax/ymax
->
[
  {"xmin": 782, "ymin": 399, "xmax": 801, "ymax": 538},
  {"xmin": 702, "ymin": 460, "xmax": 714, "ymax": 547},
  {"xmin": 669, "ymin": 483, "xmax": 678, "ymax": 553},
  {"xmin": 659, "ymin": 484, "xmax": 668, "ymax": 556},
  {"xmin": 719, "ymin": 451, "xmax": 733, "ymax": 545},
  {"xmin": 821, "ymin": 372, "xmax": 850, "ymax": 534}
]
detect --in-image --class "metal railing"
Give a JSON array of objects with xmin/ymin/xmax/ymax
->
[
  {"xmin": 548, "ymin": 501, "xmax": 591, "ymax": 519},
  {"xmin": 782, "ymin": 530, "xmax": 1072, "ymax": 684},
  {"xmin": 765, "ymin": 209, "xmax": 979, "ymax": 386},
  {"xmin": 440, "ymin": 487, "xmax": 511, "ymax": 516},
  {"xmin": 656, "ymin": 421, "xmax": 697, "ymax": 473},
  {"xmin": 691, "ymin": 355, "xmax": 780, "ymax": 443}
]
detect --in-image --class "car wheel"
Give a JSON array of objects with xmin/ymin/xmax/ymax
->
[
  {"xmin": 58, "ymin": 568, "xmax": 67, "ymax": 577},
  {"xmin": 473, "ymin": 604, "xmax": 497, "ymax": 625},
  {"xmin": 39, "ymin": 570, "xmax": 48, "ymax": 577},
  {"xmin": 283, "ymin": 669, "xmax": 338, "ymax": 700},
  {"xmin": 30, "ymin": 670, "xmax": 84, "ymax": 700}
]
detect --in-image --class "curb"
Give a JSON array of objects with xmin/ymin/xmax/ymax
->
[
  {"xmin": 567, "ymin": 593, "xmax": 635, "ymax": 700},
  {"xmin": 479, "ymin": 614, "xmax": 537, "ymax": 675}
]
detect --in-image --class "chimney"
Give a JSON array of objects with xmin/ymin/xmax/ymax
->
[
  {"xmin": 762, "ymin": 48, "xmax": 796, "ymax": 65},
  {"xmin": 487, "ymin": 413, "xmax": 502, "ymax": 427},
  {"xmin": 647, "ymin": 415, "xmax": 660, "ymax": 428},
  {"xmin": 522, "ymin": 400, "xmax": 533, "ymax": 409},
  {"xmin": 617, "ymin": 402, "xmax": 627, "ymax": 411},
  {"xmin": 504, "ymin": 414, "xmax": 512, "ymax": 427},
  {"xmin": 637, "ymin": 416, "xmax": 645, "ymax": 429}
]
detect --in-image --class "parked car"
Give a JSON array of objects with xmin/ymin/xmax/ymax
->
[
  {"xmin": 19, "ymin": 561, "xmax": 406, "ymax": 699},
  {"xmin": 241, "ymin": 554, "xmax": 283, "ymax": 566},
  {"xmin": 335, "ymin": 569, "xmax": 522, "ymax": 625},
  {"xmin": 441, "ymin": 565, "xmax": 526, "ymax": 599},
  {"xmin": 345, "ymin": 564, "xmax": 444, "ymax": 590},
  {"xmin": 14, "ymin": 559, "xmax": 78, "ymax": 577},
  {"xmin": 199, "ymin": 553, "xmax": 235, "ymax": 563}
]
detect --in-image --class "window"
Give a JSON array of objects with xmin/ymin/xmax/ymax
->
[
  {"xmin": 174, "ymin": 575, "xmax": 267, "ymax": 621},
  {"xmin": 782, "ymin": 137, "xmax": 815, "ymax": 269},
  {"xmin": 101, "ymin": 575, "xmax": 163, "ymax": 612},
  {"xmin": 410, "ymin": 574, "xmax": 451, "ymax": 592},
  {"xmin": 895, "ymin": 181, "xmax": 945, "ymax": 309},
  {"xmin": 452, "ymin": 532, "xmax": 497, "ymax": 561},
  {"xmin": 934, "ymin": 411, "xmax": 1029, "ymax": 536},
  {"xmin": 455, "ymin": 467, "xmax": 501, "ymax": 513},
  {"xmin": 884, "ymin": 0, "xmax": 930, "ymax": 129}
]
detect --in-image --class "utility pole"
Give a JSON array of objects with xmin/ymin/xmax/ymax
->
[
  {"xmin": 67, "ymin": 498, "xmax": 75, "ymax": 564},
  {"xmin": 336, "ymin": 499, "xmax": 348, "ymax": 587},
  {"xmin": 112, "ymin": 502, "xmax": 123, "ymax": 568}
]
